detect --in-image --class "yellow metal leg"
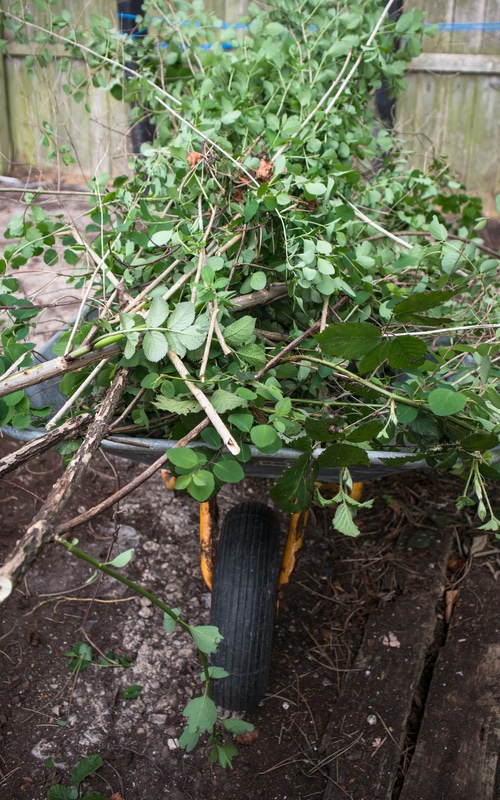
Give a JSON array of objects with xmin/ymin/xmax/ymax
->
[
  {"xmin": 278, "ymin": 509, "xmax": 309, "ymax": 596},
  {"xmin": 161, "ymin": 468, "xmax": 176, "ymax": 491},
  {"xmin": 199, "ymin": 498, "xmax": 218, "ymax": 591}
]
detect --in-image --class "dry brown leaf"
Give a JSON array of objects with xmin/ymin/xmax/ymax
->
[
  {"xmin": 445, "ymin": 589, "xmax": 458, "ymax": 624},
  {"xmin": 255, "ymin": 159, "xmax": 273, "ymax": 183},
  {"xmin": 187, "ymin": 151, "xmax": 202, "ymax": 169},
  {"xmin": 470, "ymin": 534, "xmax": 488, "ymax": 556},
  {"xmin": 447, "ymin": 553, "xmax": 466, "ymax": 572},
  {"xmin": 110, "ymin": 793, "xmax": 126, "ymax": 800},
  {"xmin": 235, "ymin": 727, "xmax": 260, "ymax": 745}
]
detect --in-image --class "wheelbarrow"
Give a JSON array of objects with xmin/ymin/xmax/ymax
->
[{"xmin": 2, "ymin": 328, "xmax": 431, "ymax": 711}]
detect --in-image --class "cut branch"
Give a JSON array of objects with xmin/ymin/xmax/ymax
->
[
  {"xmin": 0, "ymin": 414, "xmax": 91, "ymax": 479},
  {"xmin": 0, "ymin": 370, "xmax": 128, "ymax": 602}
]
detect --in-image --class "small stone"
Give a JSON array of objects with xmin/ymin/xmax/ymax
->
[
  {"xmin": 148, "ymin": 714, "xmax": 167, "ymax": 726},
  {"xmin": 367, "ymin": 714, "xmax": 377, "ymax": 726}
]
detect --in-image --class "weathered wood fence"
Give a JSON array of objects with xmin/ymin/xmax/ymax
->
[{"xmin": 0, "ymin": 1, "xmax": 499, "ymax": 212}]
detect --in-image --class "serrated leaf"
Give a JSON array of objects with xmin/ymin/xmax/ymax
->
[
  {"xmin": 222, "ymin": 718, "xmax": 255, "ymax": 736},
  {"xmin": 388, "ymin": 336, "xmax": 427, "ymax": 369},
  {"xmin": 143, "ymin": 330, "xmax": 169, "ymax": 362},
  {"xmin": 167, "ymin": 301, "xmax": 195, "ymax": 331},
  {"xmin": 428, "ymin": 388, "xmax": 467, "ymax": 417},
  {"xmin": 237, "ymin": 343, "xmax": 266, "ymax": 368},
  {"xmin": 70, "ymin": 755, "xmax": 104, "ymax": 787},
  {"xmin": 147, "ymin": 296, "xmax": 169, "ymax": 328},
  {"xmin": 153, "ymin": 396, "xmax": 201, "ymax": 414},
  {"xmin": 190, "ymin": 624, "xmax": 223, "ymax": 654},
  {"xmin": 182, "ymin": 694, "xmax": 218, "ymax": 733},
  {"xmin": 317, "ymin": 322, "xmax": 381, "ymax": 360},
  {"xmin": 317, "ymin": 444, "xmax": 370, "ymax": 468},
  {"xmin": 223, "ymin": 315, "xmax": 256, "ymax": 346},
  {"xmin": 344, "ymin": 420, "xmax": 385, "ymax": 442},
  {"xmin": 107, "ymin": 548, "xmax": 134, "ymax": 569},
  {"xmin": 165, "ymin": 325, "xmax": 206, "ymax": 358},
  {"xmin": 358, "ymin": 341, "xmax": 390, "ymax": 373},
  {"xmin": 211, "ymin": 388, "xmax": 248, "ymax": 414},
  {"xmin": 393, "ymin": 290, "xmax": 456, "ymax": 322},
  {"xmin": 47, "ymin": 787, "xmax": 73, "ymax": 800},
  {"xmin": 429, "ymin": 215, "xmax": 448, "ymax": 241},
  {"xmin": 333, "ymin": 502, "xmax": 361, "ymax": 537},
  {"xmin": 269, "ymin": 451, "xmax": 318, "ymax": 512}
]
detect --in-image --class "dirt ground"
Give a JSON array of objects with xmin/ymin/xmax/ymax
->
[{"xmin": 1, "ymin": 182, "xmax": 500, "ymax": 800}]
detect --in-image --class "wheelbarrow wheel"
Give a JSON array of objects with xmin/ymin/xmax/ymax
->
[{"xmin": 209, "ymin": 501, "xmax": 281, "ymax": 711}]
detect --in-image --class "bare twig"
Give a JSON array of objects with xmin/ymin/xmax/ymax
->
[
  {"xmin": 0, "ymin": 414, "xmax": 91, "ymax": 479},
  {"xmin": 167, "ymin": 350, "xmax": 240, "ymax": 455},
  {"xmin": 0, "ymin": 370, "xmax": 128, "ymax": 602},
  {"xmin": 54, "ymin": 418, "xmax": 210, "ymax": 536}
]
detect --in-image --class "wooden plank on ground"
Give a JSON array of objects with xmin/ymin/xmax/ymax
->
[
  {"xmin": 399, "ymin": 563, "xmax": 500, "ymax": 800},
  {"xmin": 320, "ymin": 525, "xmax": 454, "ymax": 800}
]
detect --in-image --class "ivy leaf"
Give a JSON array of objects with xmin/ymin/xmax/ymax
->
[
  {"xmin": 189, "ymin": 624, "xmax": 223, "ymax": 654},
  {"xmin": 153, "ymin": 396, "xmax": 201, "ymax": 415},
  {"xmin": 316, "ymin": 322, "xmax": 381, "ymax": 360},
  {"xmin": 333, "ymin": 502, "xmax": 361, "ymax": 537},
  {"xmin": 428, "ymin": 388, "xmax": 467, "ymax": 417},
  {"xmin": 143, "ymin": 330, "xmax": 169, "ymax": 362},
  {"xmin": 211, "ymin": 388, "xmax": 248, "ymax": 414},
  {"xmin": 269, "ymin": 451, "xmax": 318, "ymax": 512},
  {"xmin": 223, "ymin": 316, "xmax": 256, "ymax": 347}
]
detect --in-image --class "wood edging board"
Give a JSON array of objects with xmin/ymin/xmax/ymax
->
[
  {"xmin": 408, "ymin": 53, "xmax": 500, "ymax": 74},
  {"xmin": 399, "ymin": 564, "xmax": 500, "ymax": 800},
  {"xmin": 320, "ymin": 525, "xmax": 454, "ymax": 800}
]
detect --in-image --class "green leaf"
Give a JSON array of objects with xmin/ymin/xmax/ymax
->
[
  {"xmin": 237, "ymin": 343, "xmax": 266, "ymax": 368},
  {"xmin": 167, "ymin": 301, "xmax": 195, "ymax": 331},
  {"xmin": 153, "ymin": 396, "xmax": 201, "ymax": 415},
  {"xmin": 203, "ymin": 666, "xmax": 229, "ymax": 680},
  {"xmin": 250, "ymin": 424, "xmax": 280, "ymax": 451},
  {"xmin": 304, "ymin": 182, "xmax": 327, "ymax": 196},
  {"xmin": 358, "ymin": 341, "xmax": 390, "ymax": 373},
  {"xmin": 249, "ymin": 271, "xmax": 267, "ymax": 291},
  {"xmin": 388, "ymin": 336, "xmax": 427, "ymax": 369},
  {"xmin": 190, "ymin": 624, "xmax": 223, "ymax": 654},
  {"xmin": 221, "ymin": 718, "xmax": 255, "ymax": 736},
  {"xmin": 228, "ymin": 412, "xmax": 254, "ymax": 432},
  {"xmin": 122, "ymin": 684, "xmax": 143, "ymax": 699},
  {"xmin": 47, "ymin": 788, "xmax": 73, "ymax": 800},
  {"xmin": 147, "ymin": 296, "xmax": 169, "ymax": 328},
  {"xmin": 429, "ymin": 215, "xmax": 448, "ymax": 241},
  {"xmin": 70, "ymin": 755, "xmax": 104, "ymax": 787},
  {"xmin": 167, "ymin": 447, "xmax": 200, "ymax": 469},
  {"xmin": 317, "ymin": 444, "xmax": 370, "ymax": 468},
  {"xmin": 107, "ymin": 549, "xmax": 134, "ymax": 569},
  {"xmin": 182, "ymin": 694, "xmax": 218, "ymax": 733},
  {"xmin": 223, "ymin": 316, "xmax": 256, "ymax": 347},
  {"xmin": 143, "ymin": 330, "xmax": 169, "ymax": 362},
  {"xmin": 213, "ymin": 456, "xmax": 245, "ymax": 483},
  {"xmin": 269, "ymin": 451, "xmax": 318, "ymax": 512},
  {"xmin": 150, "ymin": 229, "xmax": 172, "ymax": 246},
  {"xmin": 179, "ymin": 727, "xmax": 200, "ymax": 752},
  {"xmin": 163, "ymin": 608, "xmax": 181, "ymax": 633},
  {"xmin": 221, "ymin": 110, "xmax": 241, "ymax": 124},
  {"xmin": 317, "ymin": 322, "xmax": 381, "ymax": 360},
  {"xmin": 165, "ymin": 325, "xmax": 206, "ymax": 358},
  {"xmin": 211, "ymin": 388, "xmax": 248, "ymax": 414},
  {"xmin": 427, "ymin": 388, "xmax": 467, "ymax": 417},
  {"xmin": 344, "ymin": 420, "xmax": 385, "ymax": 442},
  {"xmin": 393, "ymin": 290, "xmax": 456, "ymax": 322},
  {"xmin": 188, "ymin": 470, "xmax": 215, "ymax": 502},
  {"xmin": 333, "ymin": 502, "xmax": 361, "ymax": 537}
]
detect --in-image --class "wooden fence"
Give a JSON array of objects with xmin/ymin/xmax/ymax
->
[
  {"xmin": 398, "ymin": 1, "xmax": 500, "ymax": 214},
  {"xmin": 0, "ymin": 1, "xmax": 499, "ymax": 213}
]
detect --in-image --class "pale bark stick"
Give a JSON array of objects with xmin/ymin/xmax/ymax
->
[
  {"xmin": 46, "ymin": 358, "xmax": 110, "ymax": 429},
  {"xmin": 167, "ymin": 350, "xmax": 240, "ymax": 455},
  {"xmin": 54, "ymin": 418, "xmax": 210, "ymax": 536},
  {"xmin": 0, "ymin": 414, "xmax": 91, "ymax": 478},
  {"xmin": 0, "ymin": 370, "xmax": 128, "ymax": 602}
]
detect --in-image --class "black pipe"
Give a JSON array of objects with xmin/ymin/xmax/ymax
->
[{"xmin": 117, "ymin": 1, "xmax": 156, "ymax": 152}]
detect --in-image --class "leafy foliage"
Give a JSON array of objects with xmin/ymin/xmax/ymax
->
[{"xmin": 1, "ymin": 5, "xmax": 500, "ymax": 530}]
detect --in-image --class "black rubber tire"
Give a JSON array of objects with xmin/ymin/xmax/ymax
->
[{"xmin": 209, "ymin": 501, "xmax": 281, "ymax": 711}]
